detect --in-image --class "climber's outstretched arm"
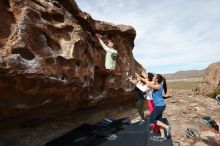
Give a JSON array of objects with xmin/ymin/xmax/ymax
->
[
  {"xmin": 96, "ymin": 33, "xmax": 110, "ymax": 51},
  {"xmin": 128, "ymin": 76, "xmax": 137, "ymax": 85}
]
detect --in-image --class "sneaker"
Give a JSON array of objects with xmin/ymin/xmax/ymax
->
[
  {"xmin": 166, "ymin": 125, "xmax": 171, "ymax": 138},
  {"xmin": 139, "ymin": 119, "xmax": 145, "ymax": 125},
  {"xmin": 186, "ymin": 128, "xmax": 198, "ymax": 139},
  {"xmin": 106, "ymin": 134, "xmax": 118, "ymax": 140},
  {"xmin": 158, "ymin": 136, "xmax": 167, "ymax": 141},
  {"xmin": 202, "ymin": 116, "xmax": 212, "ymax": 124},
  {"xmin": 149, "ymin": 129, "xmax": 154, "ymax": 134},
  {"xmin": 149, "ymin": 135, "xmax": 166, "ymax": 142},
  {"xmin": 186, "ymin": 131, "xmax": 195, "ymax": 139},
  {"xmin": 202, "ymin": 116, "xmax": 218, "ymax": 128}
]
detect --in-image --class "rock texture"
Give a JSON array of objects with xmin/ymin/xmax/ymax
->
[
  {"xmin": 0, "ymin": 0, "xmax": 142, "ymax": 129},
  {"xmin": 197, "ymin": 61, "xmax": 220, "ymax": 94}
]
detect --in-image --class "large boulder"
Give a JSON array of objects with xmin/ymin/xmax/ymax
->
[
  {"xmin": 197, "ymin": 61, "xmax": 220, "ymax": 95},
  {"xmin": 0, "ymin": 0, "xmax": 142, "ymax": 128}
]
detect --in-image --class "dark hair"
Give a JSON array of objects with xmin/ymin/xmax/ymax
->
[
  {"xmin": 156, "ymin": 74, "xmax": 167, "ymax": 94},
  {"xmin": 147, "ymin": 72, "xmax": 154, "ymax": 81}
]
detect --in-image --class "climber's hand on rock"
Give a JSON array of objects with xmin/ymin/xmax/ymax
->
[
  {"xmin": 96, "ymin": 33, "xmax": 100, "ymax": 38},
  {"xmin": 141, "ymin": 71, "xmax": 147, "ymax": 78},
  {"xmin": 135, "ymin": 73, "xmax": 141, "ymax": 78},
  {"xmin": 129, "ymin": 76, "xmax": 137, "ymax": 84},
  {"xmin": 128, "ymin": 76, "xmax": 133, "ymax": 81},
  {"xmin": 142, "ymin": 68, "xmax": 147, "ymax": 74}
]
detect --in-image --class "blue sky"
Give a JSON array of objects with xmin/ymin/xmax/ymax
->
[{"xmin": 75, "ymin": 0, "xmax": 220, "ymax": 73}]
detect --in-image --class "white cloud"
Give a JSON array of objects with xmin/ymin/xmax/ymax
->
[{"xmin": 76, "ymin": 0, "xmax": 220, "ymax": 73}]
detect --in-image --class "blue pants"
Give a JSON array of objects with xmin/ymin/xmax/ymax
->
[{"xmin": 150, "ymin": 106, "xmax": 166, "ymax": 124}]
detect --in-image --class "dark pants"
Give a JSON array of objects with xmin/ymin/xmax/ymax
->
[
  {"xmin": 135, "ymin": 99, "xmax": 145, "ymax": 120},
  {"xmin": 150, "ymin": 106, "xmax": 166, "ymax": 124}
]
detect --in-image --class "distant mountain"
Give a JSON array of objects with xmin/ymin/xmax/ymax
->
[{"xmin": 163, "ymin": 69, "xmax": 205, "ymax": 80}]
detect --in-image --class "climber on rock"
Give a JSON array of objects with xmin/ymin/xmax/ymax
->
[{"xmin": 96, "ymin": 33, "xmax": 118, "ymax": 70}]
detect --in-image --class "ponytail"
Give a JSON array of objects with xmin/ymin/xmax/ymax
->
[
  {"xmin": 156, "ymin": 74, "xmax": 167, "ymax": 94},
  {"xmin": 163, "ymin": 77, "xmax": 167, "ymax": 94}
]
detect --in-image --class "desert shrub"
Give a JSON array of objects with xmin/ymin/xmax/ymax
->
[{"xmin": 207, "ymin": 87, "xmax": 220, "ymax": 98}]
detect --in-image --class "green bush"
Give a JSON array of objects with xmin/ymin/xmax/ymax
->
[{"xmin": 207, "ymin": 87, "xmax": 220, "ymax": 98}]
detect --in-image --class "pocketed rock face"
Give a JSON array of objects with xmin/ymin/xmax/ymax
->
[
  {"xmin": 198, "ymin": 61, "xmax": 220, "ymax": 94},
  {"xmin": 0, "ymin": 0, "xmax": 142, "ymax": 129}
]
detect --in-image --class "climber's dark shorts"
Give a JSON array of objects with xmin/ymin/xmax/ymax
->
[{"xmin": 150, "ymin": 105, "xmax": 166, "ymax": 124}]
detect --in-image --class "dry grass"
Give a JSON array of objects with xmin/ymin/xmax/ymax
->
[{"xmin": 167, "ymin": 78, "xmax": 202, "ymax": 90}]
